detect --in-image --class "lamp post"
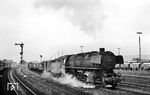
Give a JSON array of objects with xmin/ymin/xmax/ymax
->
[
  {"xmin": 40, "ymin": 55, "xmax": 43, "ymax": 62},
  {"xmin": 117, "ymin": 48, "xmax": 120, "ymax": 55},
  {"xmin": 117, "ymin": 48, "xmax": 121, "ymax": 69},
  {"xmin": 15, "ymin": 42, "xmax": 24, "ymax": 64},
  {"xmin": 80, "ymin": 46, "xmax": 84, "ymax": 53},
  {"xmin": 136, "ymin": 32, "xmax": 142, "ymax": 61}
]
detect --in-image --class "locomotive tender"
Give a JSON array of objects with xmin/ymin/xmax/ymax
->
[{"xmin": 28, "ymin": 48, "xmax": 124, "ymax": 88}]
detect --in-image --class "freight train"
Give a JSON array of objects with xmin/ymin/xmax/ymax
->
[
  {"xmin": 28, "ymin": 48, "xmax": 124, "ymax": 88},
  {"xmin": 115, "ymin": 62, "xmax": 150, "ymax": 71},
  {"xmin": 0, "ymin": 60, "xmax": 12, "ymax": 72},
  {"xmin": 28, "ymin": 61, "xmax": 44, "ymax": 72}
]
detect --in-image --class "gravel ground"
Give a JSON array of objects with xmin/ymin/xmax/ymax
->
[
  {"xmin": 18, "ymin": 67, "xmax": 147, "ymax": 95},
  {"xmin": 17, "ymin": 66, "xmax": 90, "ymax": 95},
  {"xmin": 114, "ymin": 69, "xmax": 150, "ymax": 94}
]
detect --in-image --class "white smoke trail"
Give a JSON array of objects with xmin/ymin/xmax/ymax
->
[
  {"xmin": 41, "ymin": 70, "xmax": 95, "ymax": 88},
  {"xmin": 55, "ymin": 73, "xmax": 95, "ymax": 88},
  {"xmin": 41, "ymin": 70, "xmax": 53, "ymax": 78}
]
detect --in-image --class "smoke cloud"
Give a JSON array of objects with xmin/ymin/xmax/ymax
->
[
  {"xmin": 41, "ymin": 70, "xmax": 95, "ymax": 88},
  {"xmin": 34, "ymin": 0, "xmax": 104, "ymax": 36}
]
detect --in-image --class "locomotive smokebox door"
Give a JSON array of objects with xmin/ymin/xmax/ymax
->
[{"xmin": 101, "ymin": 51, "xmax": 116, "ymax": 70}]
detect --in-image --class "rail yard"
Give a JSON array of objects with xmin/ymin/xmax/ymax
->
[
  {"xmin": 2, "ymin": 0, "xmax": 150, "ymax": 94},
  {"xmin": 1, "ymin": 65, "xmax": 150, "ymax": 95},
  {"xmin": 1, "ymin": 48, "xmax": 150, "ymax": 95}
]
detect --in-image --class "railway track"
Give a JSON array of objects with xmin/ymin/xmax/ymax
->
[
  {"xmin": 8, "ymin": 68, "xmax": 39, "ymax": 95},
  {"xmin": 117, "ymin": 82, "xmax": 150, "ymax": 95},
  {"xmin": 8, "ymin": 68, "xmax": 19, "ymax": 95},
  {"xmin": 116, "ymin": 87, "xmax": 150, "ymax": 95},
  {"xmin": 44, "ymin": 76, "xmax": 150, "ymax": 95},
  {"xmin": 122, "ymin": 74, "xmax": 150, "ymax": 78},
  {"xmin": 18, "ymin": 67, "xmax": 150, "ymax": 95},
  {"xmin": 120, "ymin": 82, "xmax": 150, "ymax": 88},
  {"xmin": 80, "ymin": 85, "xmax": 150, "ymax": 95},
  {"xmin": 16, "ymin": 67, "xmax": 91, "ymax": 95}
]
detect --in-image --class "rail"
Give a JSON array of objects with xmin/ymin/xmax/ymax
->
[{"xmin": 8, "ymin": 68, "xmax": 37, "ymax": 95}]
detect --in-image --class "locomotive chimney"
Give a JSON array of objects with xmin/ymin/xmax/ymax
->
[{"xmin": 99, "ymin": 48, "xmax": 105, "ymax": 54}]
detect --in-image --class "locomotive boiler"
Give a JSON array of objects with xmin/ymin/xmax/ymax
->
[{"xmin": 40, "ymin": 48, "xmax": 124, "ymax": 88}]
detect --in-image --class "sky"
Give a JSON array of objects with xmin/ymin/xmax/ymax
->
[{"xmin": 0, "ymin": 0, "xmax": 150, "ymax": 62}]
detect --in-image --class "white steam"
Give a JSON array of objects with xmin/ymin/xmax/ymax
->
[
  {"xmin": 41, "ymin": 70, "xmax": 95, "ymax": 88},
  {"xmin": 34, "ymin": 0, "xmax": 104, "ymax": 36}
]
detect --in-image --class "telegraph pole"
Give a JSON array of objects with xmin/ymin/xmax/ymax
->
[{"xmin": 15, "ymin": 42, "xmax": 24, "ymax": 64}]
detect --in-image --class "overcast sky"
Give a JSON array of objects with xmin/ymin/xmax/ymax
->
[{"xmin": 0, "ymin": 0, "xmax": 150, "ymax": 62}]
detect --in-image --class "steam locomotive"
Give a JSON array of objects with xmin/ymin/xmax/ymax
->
[{"xmin": 28, "ymin": 48, "xmax": 124, "ymax": 88}]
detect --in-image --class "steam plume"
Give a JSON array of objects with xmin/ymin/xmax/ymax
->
[
  {"xmin": 41, "ymin": 70, "xmax": 95, "ymax": 88},
  {"xmin": 34, "ymin": 0, "xmax": 104, "ymax": 36}
]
